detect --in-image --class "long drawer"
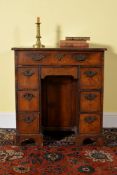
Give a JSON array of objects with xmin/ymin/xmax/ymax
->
[{"xmin": 16, "ymin": 51, "xmax": 103, "ymax": 66}]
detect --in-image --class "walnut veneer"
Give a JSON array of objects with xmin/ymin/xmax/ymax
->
[{"xmin": 12, "ymin": 48, "xmax": 106, "ymax": 146}]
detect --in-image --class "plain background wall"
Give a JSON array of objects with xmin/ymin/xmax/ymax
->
[{"xmin": 0, "ymin": 0, "xmax": 117, "ymax": 112}]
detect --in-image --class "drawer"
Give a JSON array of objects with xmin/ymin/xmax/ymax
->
[
  {"xmin": 79, "ymin": 114, "xmax": 101, "ymax": 134},
  {"xmin": 17, "ymin": 91, "xmax": 39, "ymax": 111},
  {"xmin": 41, "ymin": 67, "xmax": 78, "ymax": 79},
  {"xmin": 17, "ymin": 112, "xmax": 39, "ymax": 134},
  {"xmin": 17, "ymin": 67, "xmax": 39, "ymax": 89},
  {"xmin": 80, "ymin": 91, "xmax": 101, "ymax": 112},
  {"xmin": 17, "ymin": 51, "xmax": 50, "ymax": 65},
  {"xmin": 16, "ymin": 51, "xmax": 103, "ymax": 66},
  {"xmin": 80, "ymin": 68, "xmax": 103, "ymax": 89},
  {"xmin": 66, "ymin": 52, "xmax": 103, "ymax": 66}
]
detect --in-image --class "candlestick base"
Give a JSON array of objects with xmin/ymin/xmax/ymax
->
[{"xmin": 33, "ymin": 44, "xmax": 45, "ymax": 48}]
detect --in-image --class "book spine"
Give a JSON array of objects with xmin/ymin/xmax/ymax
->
[
  {"xmin": 60, "ymin": 44, "xmax": 89, "ymax": 48},
  {"xmin": 60, "ymin": 46, "xmax": 89, "ymax": 48},
  {"xmin": 65, "ymin": 37, "xmax": 90, "ymax": 41},
  {"xmin": 60, "ymin": 40, "xmax": 88, "ymax": 45},
  {"xmin": 60, "ymin": 43, "xmax": 89, "ymax": 47}
]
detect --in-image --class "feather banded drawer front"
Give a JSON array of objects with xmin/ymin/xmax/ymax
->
[{"xmin": 12, "ymin": 48, "xmax": 106, "ymax": 146}]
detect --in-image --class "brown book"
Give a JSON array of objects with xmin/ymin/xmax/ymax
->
[
  {"xmin": 60, "ymin": 40, "xmax": 88, "ymax": 45},
  {"xmin": 60, "ymin": 43, "xmax": 89, "ymax": 46},
  {"xmin": 60, "ymin": 46, "xmax": 89, "ymax": 48},
  {"xmin": 65, "ymin": 37, "xmax": 90, "ymax": 41},
  {"xmin": 60, "ymin": 43, "xmax": 89, "ymax": 48}
]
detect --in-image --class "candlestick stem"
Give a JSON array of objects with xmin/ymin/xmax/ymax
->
[{"xmin": 33, "ymin": 17, "xmax": 42, "ymax": 48}]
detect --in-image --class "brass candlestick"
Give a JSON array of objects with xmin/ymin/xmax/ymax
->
[{"xmin": 33, "ymin": 17, "xmax": 43, "ymax": 48}]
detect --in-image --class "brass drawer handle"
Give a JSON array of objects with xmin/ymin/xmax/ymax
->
[
  {"xmin": 23, "ymin": 70, "xmax": 34, "ymax": 76},
  {"xmin": 84, "ymin": 71, "xmax": 97, "ymax": 77},
  {"xmin": 55, "ymin": 53, "xmax": 65, "ymax": 61},
  {"xmin": 84, "ymin": 94, "xmax": 97, "ymax": 100},
  {"xmin": 23, "ymin": 116, "xmax": 36, "ymax": 123},
  {"xmin": 84, "ymin": 116, "xmax": 97, "ymax": 123},
  {"xmin": 32, "ymin": 54, "xmax": 46, "ymax": 61},
  {"xmin": 26, "ymin": 53, "xmax": 46, "ymax": 61},
  {"xmin": 23, "ymin": 93, "xmax": 35, "ymax": 101},
  {"xmin": 73, "ymin": 54, "xmax": 87, "ymax": 61}
]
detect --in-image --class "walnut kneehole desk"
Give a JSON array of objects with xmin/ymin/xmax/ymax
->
[{"xmin": 12, "ymin": 48, "xmax": 107, "ymax": 146}]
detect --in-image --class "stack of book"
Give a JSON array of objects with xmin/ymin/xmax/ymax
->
[{"xmin": 59, "ymin": 37, "xmax": 90, "ymax": 48}]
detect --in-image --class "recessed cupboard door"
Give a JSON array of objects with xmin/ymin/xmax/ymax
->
[{"xmin": 42, "ymin": 76, "xmax": 77, "ymax": 129}]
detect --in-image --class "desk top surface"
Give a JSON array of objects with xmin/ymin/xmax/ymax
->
[{"xmin": 12, "ymin": 47, "xmax": 107, "ymax": 51}]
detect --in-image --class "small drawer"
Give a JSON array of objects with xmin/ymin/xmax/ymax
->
[
  {"xmin": 17, "ymin": 112, "xmax": 40, "ymax": 134},
  {"xmin": 17, "ymin": 91, "xmax": 39, "ymax": 111},
  {"xmin": 17, "ymin": 67, "xmax": 39, "ymax": 89},
  {"xmin": 80, "ymin": 91, "xmax": 101, "ymax": 112},
  {"xmin": 79, "ymin": 114, "xmax": 101, "ymax": 134},
  {"xmin": 80, "ymin": 68, "xmax": 103, "ymax": 89},
  {"xmin": 41, "ymin": 67, "xmax": 78, "ymax": 79}
]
